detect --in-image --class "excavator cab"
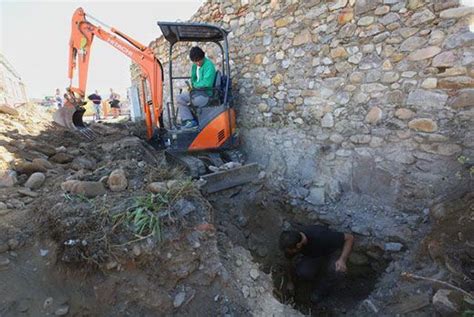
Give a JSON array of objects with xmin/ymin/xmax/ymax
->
[{"xmin": 157, "ymin": 22, "xmax": 236, "ymax": 151}]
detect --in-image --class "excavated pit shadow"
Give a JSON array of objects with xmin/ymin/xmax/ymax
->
[{"xmin": 209, "ymin": 185, "xmax": 391, "ymax": 316}]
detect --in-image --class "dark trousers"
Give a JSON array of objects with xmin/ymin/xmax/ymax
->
[{"xmin": 294, "ymin": 253, "xmax": 345, "ymax": 298}]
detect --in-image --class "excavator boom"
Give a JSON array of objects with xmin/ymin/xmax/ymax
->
[{"xmin": 57, "ymin": 7, "xmax": 163, "ymax": 140}]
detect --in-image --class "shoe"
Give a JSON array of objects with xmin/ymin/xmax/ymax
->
[{"xmin": 182, "ymin": 120, "xmax": 198, "ymax": 129}]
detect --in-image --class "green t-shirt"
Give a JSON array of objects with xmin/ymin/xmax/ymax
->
[{"xmin": 191, "ymin": 57, "xmax": 216, "ymax": 95}]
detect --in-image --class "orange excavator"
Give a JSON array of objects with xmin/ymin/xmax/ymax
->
[{"xmin": 56, "ymin": 7, "xmax": 258, "ymax": 193}]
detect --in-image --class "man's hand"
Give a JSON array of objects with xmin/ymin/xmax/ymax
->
[{"xmin": 335, "ymin": 258, "xmax": 347, "ymax": 273}]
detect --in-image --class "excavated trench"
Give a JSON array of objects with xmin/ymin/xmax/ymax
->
[{"xmin": 209, "ymin": 185, "xmax": 391, "ymax": 316}]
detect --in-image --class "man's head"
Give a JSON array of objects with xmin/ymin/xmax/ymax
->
[
  {"xmin": 189, "ymin": 46, "xmax": 205, "ymax": 66},
  {"xmin": 279, "ymin": 230, "xmax": 304, "ymax": 255},
  {"xmin": 95, "ymin": 90, "xmax": 99, "ymax": 94},
  {"xmin": 56, "ymin": 88, "xmax": 60, "ymax": 94}
]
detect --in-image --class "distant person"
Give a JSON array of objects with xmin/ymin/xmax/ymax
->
[
  {"xmin": 109, "ymin": 88, "xmax": 121, "ymax": 118},
  {"xmin": 279, "ymin": 225, "xmax": 354, "ymax": 304},
  {"xmin": 87, "ymin": 90, "xmax": 102, "ymax": 121},
  {"xmin": 176, "ymin": 46, "xmax": 216, "ymax": 129},
  {"xmin": 55, "ymin": 88, "xmax": 63, "ymax": 108}
]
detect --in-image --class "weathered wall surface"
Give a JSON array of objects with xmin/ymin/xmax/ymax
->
[
  {"xmin": 133, "ymin": 0, "xmax": 473, "ymax": 209},
  {"xmin": 0, "ymin": 53, "xmax": 28, "ymax": 106}
]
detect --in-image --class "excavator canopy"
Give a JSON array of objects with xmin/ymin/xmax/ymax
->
[{"xmin": 157, "ymin": 22, "xmax": 228, "ymax": 44}]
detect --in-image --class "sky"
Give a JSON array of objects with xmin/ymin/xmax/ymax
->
[{"xmin": 0, "ymin": 0, "xmax": 204, "ymax": 99}]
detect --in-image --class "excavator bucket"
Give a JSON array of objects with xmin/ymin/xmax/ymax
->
[{"xmin": 53, "ymin": 90, "xmax": 86, "ymax": 129}]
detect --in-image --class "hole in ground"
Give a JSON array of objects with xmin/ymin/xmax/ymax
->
[{"xmin": 210, "ymin": 187, "xmax": 391, "ymax": 315}]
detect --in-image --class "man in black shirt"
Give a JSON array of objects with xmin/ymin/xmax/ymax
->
[{"xmin": 279, "ymin": 225, "xmax": 354, "ymax": 303}]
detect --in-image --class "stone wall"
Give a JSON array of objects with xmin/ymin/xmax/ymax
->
[{"xmin": 132, "ymin": 0, "xmax": 473, "ymax": 209}]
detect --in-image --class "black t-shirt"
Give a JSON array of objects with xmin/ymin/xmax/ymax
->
[
  {"xmin": 301, "ymin": 225, "xmax": 345, "ymax": 258},
  {"xmin": 88, "ymin": 93, "xmax": 102, "ymax": 105}
]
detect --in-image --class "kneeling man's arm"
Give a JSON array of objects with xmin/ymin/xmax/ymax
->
[{"xmin": 335, "ymin": 233, "xmax": 354, "ymax": 272}]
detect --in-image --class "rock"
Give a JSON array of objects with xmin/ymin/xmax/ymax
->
[
  {"xmin": 421, "ymin": 78, "xmax": 437, "ymax": 89},
  {"xmin": 24, "ymin": 172, "xmax": 45, "ymax": 189},
  {"xmin": 420, "ymin": 143, "xmax": 462, "ymax": 156},
  {"xmin": 432, "ymin": 51, "xmax": 456, "ymax": 67},
  {"xmin": 406, "ymin": 9, "xmax": 435, "ymax": 27},
  {"xmin": 350, "ymin": 134, "xmax": 371, "ymax": 144},
  {"xmin": 14, "ymin": 161, "xmax": 47, "ymax": 175},
  {"xmin": 0, "ymin": 170, "xmax": 17, "ymax": 187},
  {"xmin": 71, "ymin": 157, "xmax": 96, "ymax": 170},
  {"xmin": 406, "ymin": 89, "xmax": 448, "ymax": 110},
  {"xmin": 306, "ymin": 187, "xmax": 325, "ymax": 205},
  {"xmin": 338, "ymin": 7, "xmax": 354, "ymax": 25},
  {"xmin": 174, "ymin": 198, "xmax": 196, "ymax": 217},
  {"xmin": 329, "ymin": 0, "xmax": 348, "ymax": 11},
  {"xmin": 355, "ymin": 0, "xmax": 379, "ymax": 15},
  {"xmin": 32, "ymin": 158, "xmax": 53, "ymax": 170},
  {"xmin": 430, "ymin": 203, "xmax": 447, "ymax": 221},
  {"xmin": 293, "ymin": 29, "xmax": 312, "ymax": 46},
  {"xmin": 54, "ymin": 305, "xmax": 69, "ymax": 316},
  {"xmin": 365, "ymin": 106, "xmax": 382, "ymax": 124},
  {"xmin": 61, "ymin": 180, "xmax": 106, "ymax": 198},
  {"xmin": 375, "ymin": 5, "xmax": 390, "ymax": 15},
  {"xmin": 49, "ymin": 152, "xmax": 73, "ymax": 164},
  {"xmin": 438, "ymin": 76, "xmax": 474, "ymax": 89},
  {"xmin": 21, "ymin": 181, "xmax": 41, "ymax": 196},
  {"xmin": 242, "ymin": 285, "xmax": 250, "ymax": 298},
  {"xmin": 358, "ymin": 16, "xmax": 375, "ymax": 26},
  {"xmin": 407, "ymin": 46, "xmax": 441, "ymax": 61},
  {"xmin": 8, "ymin": 238, "xmax": 19, "ymax": 250},
  {"xmin": 338, "ymin": 23, "xmax": 357, "ymax": 38},
  {"xmin": 250, "ymin": 268, "xmax": 260, "ymax": 280},
  {"xmin": 400, "ymin": 37, "xmax": 426, "ymax": 52},
  {"xmin": 395, "ymin": 108, "xmax": 415, "ymax": 120},
  {"xmin": 173, "ymin": 292, "xmax": 186, "ymax": 308},
  {"xmin": 25, "ymin": 140, "xmax": 56, "ymax": 157},
  {"xmin": 107, "ymin": 169, "xmax": 127, "ymax": 192},
  {"xmin": 444, "ymin": 31, "xmax": 474, "ymax": 49},
  {"xmin": 0, "ymin": 104, "xmax": 19, "ymax": 116},
  {"xmin": 43, "ymin": 297, "xmax": 53, "ymax": 309},
  {"xmin": 379, "ymin": 12, "xmax": 399, "ymax": 25},
  {"xmin": 384, "ymin": 242, "xmax": 403, "ymax": 251},
  {"xmin": 408, "ymin": 118, "xmax": 438, "ymax": 132},
  {"xmin": 0, "ymin": 255, "xmax": 10, "ymax": 267},
  {"xmin": 381, "ymin": 72, "xmax": 399, "ymax": 83},
  {"xmin": 321, "ymin": 113, "xmax": 334, "ymax": 128},
  {"xmin": 439, "ymin": 67, "xmax": 467, "ymax": 77},
  {"xmin": 432, "ymin": 289, "xmax": 461, "ymax": 316},
  {"xmin": 440, "ymin": 6, "xmax": 474, "ymax": 19},
  {"xmin": 147, "ymin": 182, "xmax": 168, "ymax": 193},
  {"xmin": 330, "ymin": 47, "xmax": 348, "ymax": 59},
  {"xmin": 450, "ymin": 89, "xmax": 474, "ymax": 109},
  {"xmin": 348, "ymin": 52, "xmax": 363, "ymax": 64}
]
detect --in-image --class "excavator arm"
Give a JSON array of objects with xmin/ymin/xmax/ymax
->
[{"xmin": 65, "ymin": 7, "xmax": 163, "ymax": 140}]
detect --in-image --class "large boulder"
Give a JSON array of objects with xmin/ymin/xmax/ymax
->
[
  {"xmin": 61, "ymin": 180, "xmax": 106, "ymax": 198},
  {"xmin": 107, "ymin": 169, "xmax": 128, "ymax": 192},
  {"xmin": 24, "ymin": 172, "xmax": 46, "ymax": 190}
]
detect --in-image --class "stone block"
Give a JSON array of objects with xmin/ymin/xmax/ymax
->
[
  {"xmin": 449, "ymin": 89, "xmax": 474, "ymax": 109},
  {"xmin": 24, "ymin": 172, "xmax": 45, "ymax": 190},
  {"xmin": 306, "ymin": 187, "xmax": 325, "ymax": 205},
  {"xmin": 61, "ymin": 180, "xmax": 106, "ymax": 198},
  {"xmin": 395, "ymin": 108, "xmax": 415, "ymax": 120},
  {"xmin": 407, "ymin": 46, "xmax": 441, "ymax": 61},
  {"xmin": 421, "ymin": 78, "xmax": 437, "ymax": 89},
  {"xmin": 432, "ymin": 51, "xmax": 456, "ymax": 67},
  {"xmin": 440, "ymin": 6, "xmax": 474, "ymax": 19},
  {"xmin": 408, "ymin": 118, "xmax": 438, "ymax": 132},
  {"xmin": 406, "ymin": 89, "xmax": 448, "ymax": 109},
  {"xmin": 438, "ymin": 76, "xmax": 474, "ymax": 89},
  {"xmin": 108, "ymin": 169, "xmax": 128, "ymax": 192},
  {"xmin": 365, "ymin": 106, "xmax": 382, "ymax": 124},
  {"xmin": 355, "ymin": 0, "xmax": 380, "ymax": 15},
  {"xmin": 406, "ymin": 9, "xmax": 435, "ymax": 27}
]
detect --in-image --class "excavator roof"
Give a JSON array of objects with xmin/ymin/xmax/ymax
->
[{"xmin": 157, "ymin": 22, "xmax": 228, "ymax": 44}]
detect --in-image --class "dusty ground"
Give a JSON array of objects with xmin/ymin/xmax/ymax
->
[{"xmin": 0, "ymin": 103, "xmax": 472, "ymax": 316}]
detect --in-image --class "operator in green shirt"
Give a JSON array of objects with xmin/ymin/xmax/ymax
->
[{"xmin": 177, "ymin": 46, "xmax": 216, "ymax": 129}]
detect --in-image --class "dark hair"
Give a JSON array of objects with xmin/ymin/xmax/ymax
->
[
  {"xmin": 279, "ymin": 231, "xmax": 302, "ymax": 250},
  {"xmin": 189, "ymin": 46, "xmax": 205, "ymax": 62}
]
